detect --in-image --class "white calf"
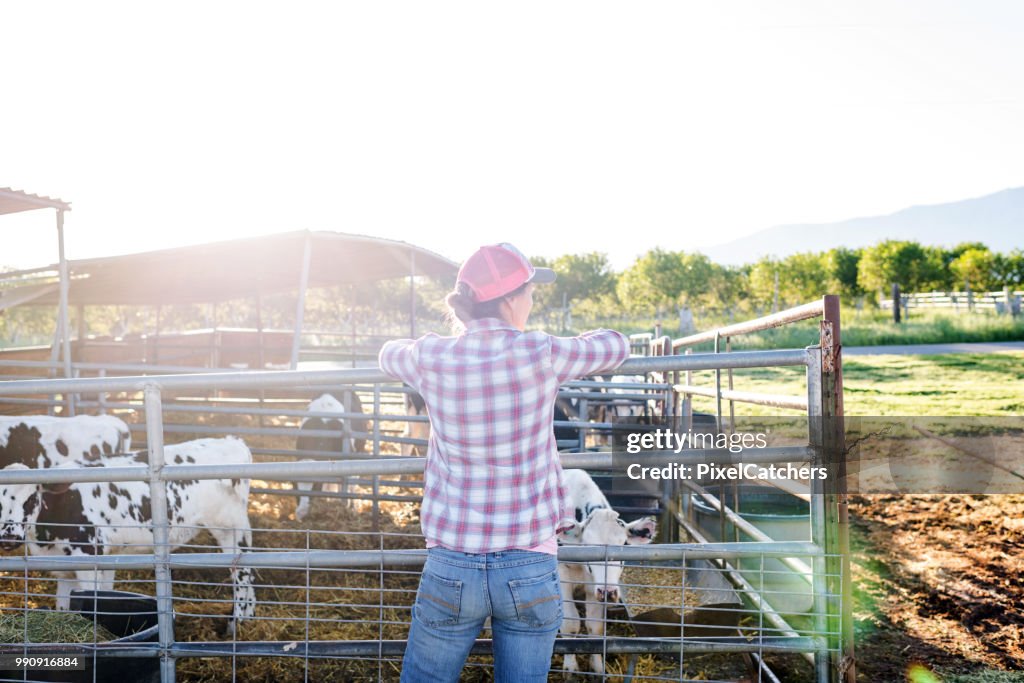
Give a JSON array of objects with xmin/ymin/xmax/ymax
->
[
  {"xmin": 557, "ymin": 468, "xmax": 657, "ymax": 676},
  {"xmin": 294, "ymin": 391, "xmax": 366, "ymax": 521}
]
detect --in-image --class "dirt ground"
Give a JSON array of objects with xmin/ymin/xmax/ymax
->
[{"xmin": 849, "ymin": 494, "xmax": 1024, "ymax": 682}]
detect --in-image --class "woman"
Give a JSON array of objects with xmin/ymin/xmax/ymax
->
[{"xmin": 380, "ymin": 243, "xmax": 629, "ymax": 683}]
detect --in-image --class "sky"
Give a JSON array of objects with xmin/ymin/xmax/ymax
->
[{"xmin": 2, "ymin": 1, "xmax": 1023, "ymax": 271}]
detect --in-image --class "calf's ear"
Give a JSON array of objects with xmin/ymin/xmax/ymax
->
[
  {"xmin": 556, "ymin": 519, "xmax": 582, "ymax": 543},
  {"xmin": 625, "ymin": 516, "xmax": 657, "ymax": 545}
]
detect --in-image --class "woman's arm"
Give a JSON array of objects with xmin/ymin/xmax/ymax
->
[
  {"xmin": 378, "ymin": 338, "xmax": 422, "ymax": 387},
  {"xmin": 549, "ymin": 329, "xmax": 630, "ymax": 383}
]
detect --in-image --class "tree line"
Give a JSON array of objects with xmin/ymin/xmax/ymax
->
[
  {"xmin": 3, "ymin": 239, "xmax": 1022, "ymax": 344},
  {"xmin": 531, "ymin": 240, "xmax": 1024, "ymax": 317}
]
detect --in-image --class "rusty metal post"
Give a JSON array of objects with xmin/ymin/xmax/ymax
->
[{"xmin": 820, "ymin": 295, "xmax": 854, "ymax": 683}]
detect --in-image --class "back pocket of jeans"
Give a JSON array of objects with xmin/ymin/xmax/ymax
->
[
  {"xmin": 509, "ymin": 570, "xmax": 562, "ymax": 628},
  {"xmin": 414, "ymin": 571, "xmax": 463, "ymax": 627}
]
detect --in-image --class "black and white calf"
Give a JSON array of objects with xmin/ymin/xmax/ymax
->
[
  {"xmin": 557, "ymin": 468, "xmax": 657, "ymax": 676},
  {"xmin": 0, "ymin": 415, "xmax": 131, "ymax": 468},
  {"xmin": 294, "ymin": 391, "xmax": 367, "ymax": 521},
  {"xmin": 0, "ymin": 437, "xmax": 255, "ymax": 634}
]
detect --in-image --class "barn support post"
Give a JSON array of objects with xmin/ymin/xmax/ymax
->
[
  {"xmin": 291, "ymin": 233, "xmax": 313, "ymax": 370},
  {"xmin": 76, "ymin": 303, "xmax": 85, "ymax": 343},
  {"xmin": 47, "ymin": 315, "xmax": 62, "ymax": 414},
  {"xmin": 144, "ymin": 385, "xmax": 177, "ymax": 682},
  {"xmin": 97, "ymin": 368, "xmax": 107, "ymax": 415},
  {"xmin": 56, "ymin": 209, "xmax": 72, "ymax": 380},
  {"xmin": 46, "ymin": 208, "xmax": 76, "ymax": 414},
  {"xmin": 154, "ymin": 305, "xmax": 162, "ymax": 366},
  {"xmin": 372, "ymin": 382, "xmax": 381, "ymax": 531},
  {"xmin": 71, "ymin": 304, "xmax": 84, "ymax": 415},
  {"xmin": 347, "ymin": 283, "xmax": 357, "ymax": 367},
  {"xmin": 409, "ymin": 249, "xmax": 417, "ymax": 338},
  {"xmin": 256, "ymin": 290, "xmax": 266, "ymax": 425}
]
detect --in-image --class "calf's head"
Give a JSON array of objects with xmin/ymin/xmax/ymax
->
[{"xmin": 558, "ymin": 509, "xmax": 657, "ymax": 602}]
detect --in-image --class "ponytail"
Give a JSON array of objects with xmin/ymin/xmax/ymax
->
[{"xmin": 444, "ymin": 282, "xmax": 527, "ymax": 332}]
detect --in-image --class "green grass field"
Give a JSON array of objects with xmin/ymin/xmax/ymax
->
[
  {"xmin": 603, "ymin": 309, "xmax": 1024, "ymax": 350},
  {"xmin": 685, "ymin": 351, "xmax": 1024, "ymax": 416},
  {"xmin": 736, "ymin": 309, "xmax": 1024, "ymax": 350}
]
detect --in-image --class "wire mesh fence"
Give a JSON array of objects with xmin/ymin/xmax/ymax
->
[
  {"xmin": 0, "ymin": 518, "xmax": 841, "ymax": 682},
  {"xmin": 0, "ymin": 298, "xmax": 851, "ymax": 682}
]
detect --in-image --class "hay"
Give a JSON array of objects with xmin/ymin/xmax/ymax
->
[
  {"xmin": 0, "ymin": 610, "xmax": 116, "ymax": 644},
  {"xmin": 620, "ymin": 565, "xmax": 705, "ymax": 613}
]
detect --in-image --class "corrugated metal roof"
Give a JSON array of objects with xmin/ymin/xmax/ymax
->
[
  {"xmin": 16, "ymin": 230, "xmax": 456, "ymax": 306},
  {"xmin": 0, "ymin": 188, "xmax": 71, "ymax": 215}
]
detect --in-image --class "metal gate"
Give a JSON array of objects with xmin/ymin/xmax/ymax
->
[{"xmin": 0, "ymin": 296, "xmax": 852, "ymax": 682}]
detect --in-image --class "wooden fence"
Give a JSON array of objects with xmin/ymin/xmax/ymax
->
[{"xmin": 881, "ymin": 288, "xmax": 1023, "ymax": 315}]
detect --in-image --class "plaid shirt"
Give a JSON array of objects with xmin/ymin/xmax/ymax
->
[{"xmin": 379, "ymin": 319, "xmax": 629, "ymax": 553}]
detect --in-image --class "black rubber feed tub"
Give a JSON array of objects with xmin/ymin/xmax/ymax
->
[{"xmin": 0, "ymin": 590, "xmax": 161, "ymax": 683}]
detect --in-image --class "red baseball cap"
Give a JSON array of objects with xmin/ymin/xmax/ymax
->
[{"xmin": 457, "ymin": 243, "xmax": 556, "ymax": 302}]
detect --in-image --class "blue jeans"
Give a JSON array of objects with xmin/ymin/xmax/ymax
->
[{"xmin": 400, "ymin": 547, "xmax": 562, "ymax": 683}]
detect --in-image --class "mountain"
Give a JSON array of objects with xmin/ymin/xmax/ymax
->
[{"xmin": 704, "ymin": 187, "xmax": 1024, "ymax": 265}]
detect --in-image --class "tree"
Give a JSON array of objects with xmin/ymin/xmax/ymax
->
[
  {"xmin": 951, "ymin": 247, "xmax": 997, "ymax": 291},
  {"xmin": 824, "ymin": 247, "xmax": 863, "ymax": 302},
  {"xmin": 616, "ymin": 249, "xmax": 713, "ymax": 314},
  {"xmin": 857, "ymin": 240, "xmax": 931, "ymax": 296},
  {"xmin": 993, "ymin": 249, "xmax": 1024, "ymax": 288},
  {"xmin": 948, "ymin": 242, "xmax": 990, "ymax": 261},
  {"xmin": 705, "ymin": 264, "xmax": 747, "ymax": 311},
  {"xmin": 531, "ymin": 252, "xmax": 617, "ymax": 312},
  {"xmin": 779, "ymin": 252, "xmax": 829, "ymax": 304},
  {"xmin": 919, "ymin": 246, "xmax": 953, "ymax": 291},
  {"xmin": 746, "ymin": 257, "xmax": 780, "ymax": 310}
]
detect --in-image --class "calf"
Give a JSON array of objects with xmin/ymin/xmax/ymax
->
[
  {"xmin": 294, "ymin": 391, "xmax": 367, "ymax": 521},
  {"xmin": 0, "ymin": 436, "xmax": 255, "ymax": 635},
  {"xmin": 590, "ymin": 374, "xmax": 657, "ymax": 447},
  {"xmin": 0, "ymin": 415, "xmax": 131, "ymax": 468},
  {"xmin": 557, "ymin": 468, "xmax": 657, "ymax": 676},
  {"xmin": 553, "ymin": 397, "xmax": 583, "ymax": 445},
  {"xmin": 400, "ymin": 388, "xmax": 429, "ymax": 456}
]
